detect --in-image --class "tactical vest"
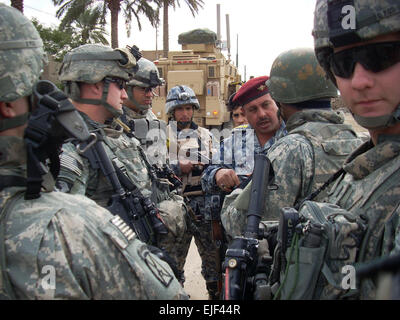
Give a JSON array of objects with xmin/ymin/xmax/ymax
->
[
  {"xmin": 274, "ymin": 139, "xmax": 400, "ymax": 300},
  {"xmin": 119, "ymin": 108, "xmax": 168, "ymax": 167},
  {"xmin": 168, "ymin": 125, "xmax": 213, "ymax": 197},
  {"xmin": 290, "ymin": 121, "xmax": 363, "ymax": 201},
  {"xmin": 101, "ymin": 128, "xmax": 171, "ymax": 204}
]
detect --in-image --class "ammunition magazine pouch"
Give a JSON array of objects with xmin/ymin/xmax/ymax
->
[{"xmin": 272, "ymin": 201, "xmax": 367, "ymax": 300}]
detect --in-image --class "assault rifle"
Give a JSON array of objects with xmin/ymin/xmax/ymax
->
[
  {"xmin": 222, "ymin": 154, "xmax": 274, "ymax": 300},
  {"xmin": 80, "ymin": 133, "xmax": 168, "ymax": 245},
  {"xmin": 152, "ymin": 164, "xmax": 183, "ymax": 192}
]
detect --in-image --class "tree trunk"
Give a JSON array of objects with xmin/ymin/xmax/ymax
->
[
  {"xmin": 11, "ymin": 0, "xmax": 24, "ymax": 13},
  {"xmin": 163, "ymin": 0, "xmax": 169, "ymax": 58},
  {"xmin": 107, "ymin": 0, "xmax": 120, "ymax": 48}
]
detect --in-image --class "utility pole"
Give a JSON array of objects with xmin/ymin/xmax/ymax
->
[
  {"xmin": 217, "ymin": 4, "xmax": 221, "ymax": 47},
  {"xmin": 236, "ymin": 34, "xmax": 239, "ymax": 68},
  {"xmin": 226, "ymin": 14, "xmax": 231, "ymax": 61}
]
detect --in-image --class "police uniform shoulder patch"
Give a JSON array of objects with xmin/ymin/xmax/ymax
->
[{"xmin": 138, "ymin": 245, "xmax": 174, "ymax": 287}]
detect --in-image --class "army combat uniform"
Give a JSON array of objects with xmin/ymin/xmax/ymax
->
[
  {"xmin": 308, "ymin": 0, "xmax": 400, "ymax": 300},
  {"xmin": 0, "ymin": 136, "xmax": 187, "ymax": 299},
  {"xmin": 57, "ymin": 113, "xmax": 187, "ymax": 279}
]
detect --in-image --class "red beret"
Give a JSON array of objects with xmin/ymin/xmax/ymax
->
[{"xmin": 233, "ymin": 76, "xmax": 269, "ymax": 106}]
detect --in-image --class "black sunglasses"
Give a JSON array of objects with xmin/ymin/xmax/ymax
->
[
  {"xmin": 329, "ymin": 41, "xmax": 400, "ymax": 78},
  {"xmin": 136, "ymin": 86, "xmax": 154, "ymax": 93},
  {"xmin": 104, "ymin": 77, "xmax": 127, "ymax": 90}
]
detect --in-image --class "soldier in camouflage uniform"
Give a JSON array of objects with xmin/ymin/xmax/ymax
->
[
  {"xmin": 221, "ymin": 48, "xmax": 364, "ymax": 239},
  {"xmin": 117, "ymin": 57, "xmax": 168, "ymax": 166},
  {"xmin": 308, "ymin": 0, "xmax": 400, "ymax": 299},
  {"xmin": 56, "ymin": 44, "xmax": 187, "ymax": 282},
  {"xmin": 166, "ymin": 85, "xmax": 220, "ymax": 299},
  {"xmin": 0, "ymin": 4, "xmax": 187, "ymax": 299}
]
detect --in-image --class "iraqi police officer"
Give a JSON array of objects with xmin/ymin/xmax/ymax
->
[
  {"xmin": 56, "ymin": 44, "xmax": 187, "ymax": 282},
  {"xmin": 0, "ymin": 3, "xmax": 187, "ymax": 300},
  {"xmin": 202, "ymin": 76, "xmax": 287, "ymax": 196},
  {"xmin": 308, "ymin": 0, "xmax": 400, "ymax": 300},
  {"xmin": 221, "ymin": 47, "xmax": 364, "ymax": 239},
  {"xmin": 166, "ymin": 85, "xmax": 221, "ymax": 299}
]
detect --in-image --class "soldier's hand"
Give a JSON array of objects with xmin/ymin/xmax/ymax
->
[
  {"xmin": 179, "ymin": 159, "xmax": 193, "ymax": 174},
  {"xmin": 215, "ymin": 168, "xmax": 240, "ymax": 192}
]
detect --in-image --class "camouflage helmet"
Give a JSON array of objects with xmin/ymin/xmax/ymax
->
[
  {"xmin": 59, "ymin": 44, "xmax": 135, "ymax": 84},
  {"xmin": 59, "ymin": 44, "xmax": 136, "ymax": 118},
  {"xmin": 266, "ymin": 47, "xmax": 337, "ymax": 104},
  {"xmin": 0, "ymin": 4, "xmax": 47, "ymax": 103},
  {"xmin": 165, "ymin": 85, "xmax": 200, "ymax": 116},
  {"xmin": 312, "ymin": 0, "xmax": 400, "ymax": 80},
  {"xmin": 125, "ymin": 57, "xmax": 164, "ymax": 112},
  {"xmin": 127, "ymin": 57, "xmax": 163, "ymax": 88}
]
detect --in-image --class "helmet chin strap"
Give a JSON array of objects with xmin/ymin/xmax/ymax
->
[
  {"xmin": 75, "ymin": 80, "xmax": 123, "ymax": 118},
  {"xmin": 0, "ymin": 112, "xmax": 29, "ymax": 132},
  {"xmin": 126, "ymin": 85, "xmax": 150, "ymax": 112},
  {"xmin": 353, "ymin": 104, "xmax": 400, "ymax": 130}
]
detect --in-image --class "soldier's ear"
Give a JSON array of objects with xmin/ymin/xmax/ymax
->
[
  {"xmin": 0, "ymin": 101, "xmax": 15, "ymax": 118},
  {"xmin": 82, "ymin": 82, "xmax": 102, "ymax": 96}
]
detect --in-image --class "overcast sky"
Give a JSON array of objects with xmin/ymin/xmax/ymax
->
[{"xmin": 1, "ymin": 0, "xmax": 317, "ymax": 80}]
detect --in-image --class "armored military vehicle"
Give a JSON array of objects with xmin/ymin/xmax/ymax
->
[{"xmin": 151, "ymin": 28, "xmax": 241, "ymax": 129}]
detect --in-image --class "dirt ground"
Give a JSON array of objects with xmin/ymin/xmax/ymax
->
[
  {"xmin": 183, "ymin": 238, "xmax": 209, "ymax": 300},
  {"xmin": 183, "ymin": 112, "xmax": 368, "ymax": 300}
]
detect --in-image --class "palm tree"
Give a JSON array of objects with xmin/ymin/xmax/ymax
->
[
  {"xmin": 10, "ymin": 0, "xmax": 24, "ymax": 13},
  {"xmin": 74, "ymin": 8, "xmax": 110, "ymax": 45},
  {"xmin": 53, "ymin": 0, "xmax": 160, "ymax": 48},
  {"xmin": 162, "ymin": 0, "xmax": 204, "ymax": 58}
]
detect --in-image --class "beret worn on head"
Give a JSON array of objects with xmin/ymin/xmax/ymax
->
[{"xmin": 232, "ymin": 76, "xmax": 269, "ymax": 106}]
